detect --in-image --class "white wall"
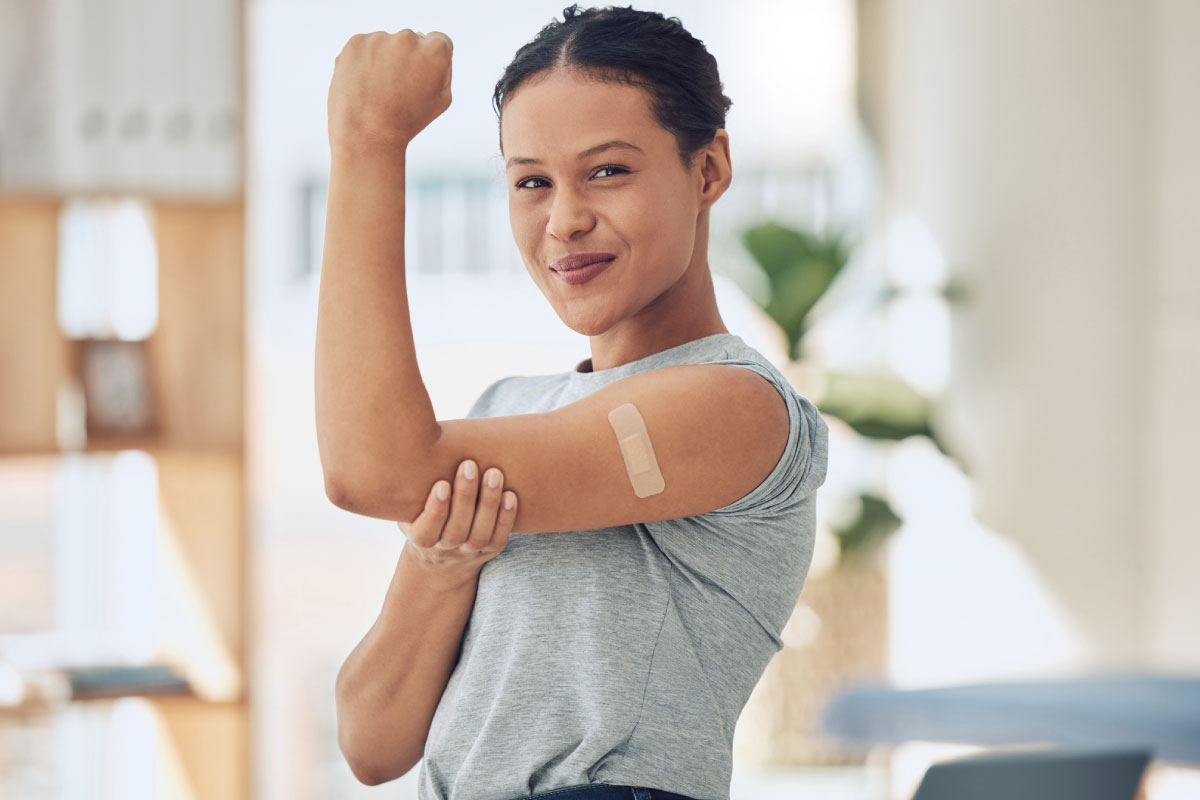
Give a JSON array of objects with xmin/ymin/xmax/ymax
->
[
  {"xmin": 873, "ymin": 0, "xmax": 1200, "ymax": 670},
  {"xmin": 1146, "ymin": 0, "xmax": 1200, "ymax": 671}
]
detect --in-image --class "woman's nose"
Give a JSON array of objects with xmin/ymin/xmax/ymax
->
[{"xmin": 545, "ymin": 186, "xmax": 596, "ymax": 240}]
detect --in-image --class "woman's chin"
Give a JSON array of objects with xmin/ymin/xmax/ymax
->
[{"xmin": 554, "ymin": 307, "xmax": 617, "ymax": 338}]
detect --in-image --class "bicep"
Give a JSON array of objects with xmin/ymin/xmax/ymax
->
[{"xmin": 406, "ymin": 364, "xmax": 789, "ymax": 533}]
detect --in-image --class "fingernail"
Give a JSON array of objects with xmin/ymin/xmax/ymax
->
[
  {"xmin": 504, "ymin": 492, "xmax": 514, "ymax": 510},
  {"xmin": 487, "ymin": 469, "xmax": 500, "ymax": 488},
  {"xmin": 436, "ymin": 481, "xmax": 449, "ymax": 500},
  {"xmin": 463, "ymin": 460, "xmax": 476, "ymax": 480}
]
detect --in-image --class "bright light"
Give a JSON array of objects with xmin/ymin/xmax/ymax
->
[
  {"xmin": 886, "ymin": 438, "xmax": 1090, "ymax": 686},
  {"xmin": 57, "ymin": 197, "xmax": 158, "ymax": 341},
  {"xmin": 886, "ymin": 214, "xmax": 949, "ymax": 290},
  {"xmin": 885, "ymin": 436, "xmax": 971, "ymax": 524},
  {"xmin": 731, "ymin": 0, "xmax": 857, "ymax": 163},
  {"xmin": 109, "ymin": 698, "xmax": 157, "ymax": 799},
  {"xmin": 781, "ymin": 603, "xmax": 822, "ymax": 649},
  {"xmin": 886, "ymin": 291, "xmax": 950, "ymax": 396},
  {"xmin": 109, "ymin": 201, "xmax": 159, "ymax": 340},
  {"xmin": 109, "ymin": 451, "xmax": 160, "ymax": 663}
]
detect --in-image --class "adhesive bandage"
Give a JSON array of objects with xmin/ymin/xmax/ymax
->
[{"xmin": 607, "ymin": 402, "xmax": 665, "ymax": 498}]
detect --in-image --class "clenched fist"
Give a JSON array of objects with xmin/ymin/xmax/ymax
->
[{"xmin": 328, "ymin": 29, "xmax": 453, "ymax": 153}]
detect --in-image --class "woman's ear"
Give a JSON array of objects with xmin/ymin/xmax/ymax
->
[{"xmin": 696, "ymin": 129, "xmax": 732, "ymax": 210}]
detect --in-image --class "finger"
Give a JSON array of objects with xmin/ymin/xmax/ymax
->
[
  {"xmin": 467, "ymin": 468, "xmax": 505, "ymax": 550},
  {"xmin": 426, "ymin": 31, "xmax": 453, "ymax": 55},
  {"xmin": 409, "ymin": 479, "xmax": 451, "ymax": 548},
  {"xmin": 485, "ymin": 490, "xmax": 518, "ymax": 553},
  {"xmin": 440, "ymin": 459, "xmax": 479, "ymax": 548}
]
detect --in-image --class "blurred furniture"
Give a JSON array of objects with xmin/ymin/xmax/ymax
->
[
  {"xmin": 821, "ymin": 673, "xmax": 1200, "ymax": 766},
  {"xmin": 0, "ymin": 1, "xmax": 249, "ymax": 783},
  {"xmin": 0, "ymin": 201, "xmax": 249, "ymax": 800},
  {"xmin": 0, "ymin": 0, "xmax": 241, "ymax": 198},
  {"xmin": 912, "ymin": 748, "xmax": 1151, "ymax": 800}
]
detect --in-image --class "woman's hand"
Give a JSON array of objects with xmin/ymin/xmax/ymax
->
[
  {"xmin": 328, "ymin": 28, "xmax": 453, "ymax": 154},
  {"xmin": 398, "ymin": 459, "xmax": 518, "ymax": 587}
]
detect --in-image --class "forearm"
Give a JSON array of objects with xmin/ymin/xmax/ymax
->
[
  {"xmin": 315, "ymin": 142, "xmax": 439, "ymax": 506},
  {"xmin": 335, "ymin": 546, "xmax": 479, "ymax": 785}
]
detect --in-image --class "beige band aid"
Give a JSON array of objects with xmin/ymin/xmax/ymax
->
[{"xmin": 607, "ymin": 402, "xmax": 665, "ymax": 498}]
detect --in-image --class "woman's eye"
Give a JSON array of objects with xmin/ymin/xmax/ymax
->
[{"xmin": 514, "ymin": 166, "xmax": 628, "ymax": 191}]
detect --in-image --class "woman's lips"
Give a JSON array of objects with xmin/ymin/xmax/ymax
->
[
  {"xmin": 550, "ymin": 252, "xmax": 617, "ymax": 271},
  {"xmin": 550, "ymin": 254, "xmax": 616, "ymax": 285}
]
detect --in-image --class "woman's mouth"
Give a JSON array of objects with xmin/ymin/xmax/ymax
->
[{"xmin": 550, "ymin": 253, "xmax": 616, "ymax": 285}]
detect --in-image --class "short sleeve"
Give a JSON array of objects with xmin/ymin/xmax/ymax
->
[
  {"xmin": 704, "ymin": 360, "xmax": 829, "ymax": 517},
  {"xmin": 466, "ymin": 377, "xmax": 511, "ymax": 419}
]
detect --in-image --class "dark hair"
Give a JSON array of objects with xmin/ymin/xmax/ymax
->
[{"xmin": 492, "ymin": 3, "xmax": 733, "ymax": 170}]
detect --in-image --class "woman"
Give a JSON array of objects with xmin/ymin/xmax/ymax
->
[{"xmin": 317, "ymin": 5, "xmax": 829, "ymax": 800}]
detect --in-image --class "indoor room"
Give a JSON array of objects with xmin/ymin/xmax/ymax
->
[{"xmin": 1, "ymin": 1, "xmax": 1197, "ymax": 798}]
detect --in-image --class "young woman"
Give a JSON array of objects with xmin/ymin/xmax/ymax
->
[{"xmin": 317, "ymin": 5, "xmax": 829, "ymax": 800}]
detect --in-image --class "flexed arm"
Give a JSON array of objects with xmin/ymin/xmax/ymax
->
[
  {"xmin": 315, "ymin": 29, "xmax": 453, "ymax": 508},
  {"xmin": 314, "ymin": 31, "xmax": 799, "ymax": 535}
]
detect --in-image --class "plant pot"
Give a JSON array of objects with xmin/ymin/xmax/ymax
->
[{"xmin": 733, "ymin": 556, "xmax": 888, "ymax": 766}]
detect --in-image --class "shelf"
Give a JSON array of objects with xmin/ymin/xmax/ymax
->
[
  {"xmin": 0, "ymin": 692, "xmax": 249, "ymax": 800},
  {"xmin": 0, "ymin": 199, "xmax": 245, "ymax": 456},
  {"xmin": 1, "ymin": 143, "xmax": 249, "ymax": 797},
  {"xmin": 0, "ymin": 451, "xmax": 247, "ymax": 704},
  {"xmin": 0, "ymin": 441, "xmax": 244, "ymax": 459},
  {"xmin": 0, "ymin": 663, "xmax": 193, "ymax": 717}
]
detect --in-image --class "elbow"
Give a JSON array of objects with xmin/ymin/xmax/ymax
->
[
  {"xmin": 319, "ymin": 448, "xmax": 387, "ymax": 512},
  {"xmin": 335, "ymin": 683, "xmax": 420, "ymax": 785},
  {"xmin": 325, "ymin": 470, "xmax": 424, "ymax": 521},
  {"xmin": 342, "ymin": 748, "xmax": 388, "ymax": 787},
  {"xmin": 323, "ymin": 469, "xmax": 382, "ymax": 516},
  {"xmin": 340, "ymin": 738, "xmax": 397, "ymax": 786},
  {"xmin": 337, "ymin": 721, "xmax": 422, "ymax": 786},
  {"xmin": 324, "ymin": 471, "xmax": 361, "ymax": 512}
]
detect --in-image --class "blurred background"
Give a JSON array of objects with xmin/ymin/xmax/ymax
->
[{"xmin": 1, "ymin": 0, "xmax": 1198, "ymax": 798}]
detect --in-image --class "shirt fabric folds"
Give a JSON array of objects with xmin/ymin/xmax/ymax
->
[{"xmin": 417, "ymin": 332, "xmax": 830, "ymax": 800}]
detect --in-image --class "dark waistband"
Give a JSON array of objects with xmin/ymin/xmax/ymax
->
[{"xmin": 514, "ymin": 783, "xmax": 700, "ymax": 800}]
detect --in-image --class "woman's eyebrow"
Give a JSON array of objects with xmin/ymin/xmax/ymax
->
[{"xmin": 505, "ymin": 139, "xmax": 644, "ymax": 169}]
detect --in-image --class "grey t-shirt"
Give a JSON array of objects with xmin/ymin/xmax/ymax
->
[{"xmin": 417, "ymin": 332, "xmax": 830, "ymax": 800}]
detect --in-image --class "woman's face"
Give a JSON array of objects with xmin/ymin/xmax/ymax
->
[{"xmin": 500, "ymin": 69, "xmax": 706, "ymax": 336}]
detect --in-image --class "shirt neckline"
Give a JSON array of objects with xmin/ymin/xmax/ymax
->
[{"xmin": 568, "ymin": 333, "xmax": 743, "ymax": 384}]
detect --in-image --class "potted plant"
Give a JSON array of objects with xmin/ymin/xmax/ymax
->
[{"xmin": 731, "ymin": 219, "xmax": 969, "ymax": 767}]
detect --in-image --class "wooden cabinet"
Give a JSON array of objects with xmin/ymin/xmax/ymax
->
[
  {"xmin": 0, "ymin": 0, "xmax": 249, "ymax": 793},
  {"xmin": 0, "ymin": 199, "xmax": 250, "ymax": 798}
]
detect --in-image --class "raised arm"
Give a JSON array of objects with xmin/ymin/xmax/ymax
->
[
  {"xmin": 315, "ymin": 30, "xmax": 453, "ymax": 506},
  {"xmin": 315, "ymin": 30, "xmax": 801, "ymax": 535}
]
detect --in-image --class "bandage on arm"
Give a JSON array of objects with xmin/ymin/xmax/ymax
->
[{"xmin": 607, "ymin": 402, "xmax": 665, "ymax": 498}]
